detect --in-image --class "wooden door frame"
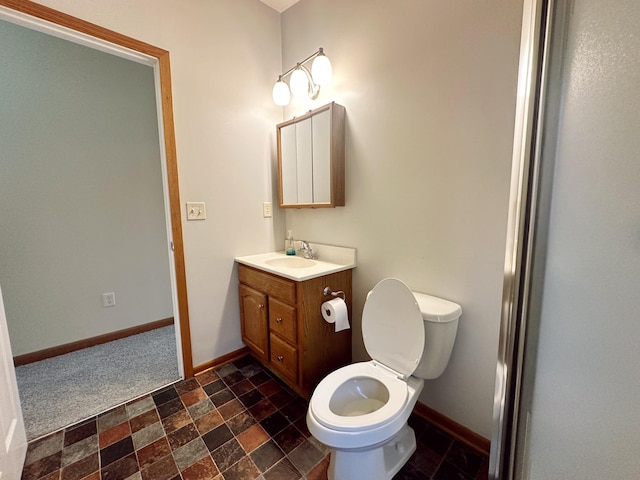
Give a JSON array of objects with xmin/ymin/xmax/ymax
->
[{"xmin": 0, "ymin": 0, "xmax": 193, "ymax": 377}]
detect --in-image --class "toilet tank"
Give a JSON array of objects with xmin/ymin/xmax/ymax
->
[{"xmin": 411, "ymin": 292, "xmax": 462, "ymax": 379}]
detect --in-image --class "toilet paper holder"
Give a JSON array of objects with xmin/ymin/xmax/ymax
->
[{"xmin": 323, "ymin": 286, "xmax": 346, "ymax": 301}]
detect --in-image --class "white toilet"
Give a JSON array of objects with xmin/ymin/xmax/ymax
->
[{"xmin": 306, "ymin": 278, "xmax": 462, "ymax": 480}]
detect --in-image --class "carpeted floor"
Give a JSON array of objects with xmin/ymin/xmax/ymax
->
[{"xmin": 15, "ymin": 325, "xmax": 180, "ymax": 441}]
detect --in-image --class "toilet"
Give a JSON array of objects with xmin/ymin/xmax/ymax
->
[{"xmin": 306, "ymin": 278, "xmax": 462, "ymax": 480}]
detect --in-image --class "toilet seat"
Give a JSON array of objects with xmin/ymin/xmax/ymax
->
[
  {"xmin": 310, "ymin": 361, "xmax": 410, "ymax": 432},
  {"xmin": 309, "ymin": 278, "xmax": 426, "ymax": 433}
]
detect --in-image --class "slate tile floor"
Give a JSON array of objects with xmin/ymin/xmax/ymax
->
[{"xmin": 21, "ymin": 355, "xmax": 488, "ymax": 480}]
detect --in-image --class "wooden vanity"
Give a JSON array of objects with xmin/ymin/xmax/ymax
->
[{"xmin": 238, "ymin": 263, "xmax": 352, "ymax": 399}]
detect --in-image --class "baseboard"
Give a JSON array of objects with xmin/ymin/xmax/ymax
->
[
  {"xmin": 413, "ymin": 401, "xmax": 490, "ymax": 456},
  {"xmin": 13, "ymin": 317, "xmax": 174, "ymax": 366},
  {"xmin": 193, "ymin": 347, "xmax": 250, "ymax": 374}
]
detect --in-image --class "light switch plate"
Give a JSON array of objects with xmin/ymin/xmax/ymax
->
[
  {"xmin": 263, "ymin": 202, "xmax": 272, "ymax": 218},
  {"xmin": 186, "ymin": 202, "xmax": 206, "ymax": 220}
]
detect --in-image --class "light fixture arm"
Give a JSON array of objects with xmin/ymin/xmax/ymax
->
[
  {"xmin": 298, "ymin": 64, "xmax": 320, "ymax": 100},
  {"xmin": 278, "ymin": 48, "xmax": 325, "ymax": 80}
]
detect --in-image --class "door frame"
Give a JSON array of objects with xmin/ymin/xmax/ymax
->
[
  {"xmin": 0, "ymin": 287, "xmax": 27, "ymax": 480},
  {"xmin": 489, "ymin": 0, "xmax": 553, "ymax": 478},
  {"xmin": 0, "ymin": 0, "xmax": 193, "ymax": 378}
]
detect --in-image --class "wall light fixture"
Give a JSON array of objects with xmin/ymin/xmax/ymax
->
[{"xmin": 272, "ymin": 47, "xmax": 332, "ymax": 106}]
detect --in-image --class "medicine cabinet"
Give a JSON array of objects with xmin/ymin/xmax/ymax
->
[{"xmin": 277, "ymin": 102, "xmax": 345, "ymax": 208}]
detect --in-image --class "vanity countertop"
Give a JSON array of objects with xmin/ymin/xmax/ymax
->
[{"xmin": 234, "ymin": 244, "xmax": 356, "ymax": 281}]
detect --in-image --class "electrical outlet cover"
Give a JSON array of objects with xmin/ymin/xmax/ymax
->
[{"xmin": 102, "ymin": 292, "xmax": 116, "ymax": 308}]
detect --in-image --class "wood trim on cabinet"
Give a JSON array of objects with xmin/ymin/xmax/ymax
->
[
  {"xmin": 0, "ymin": 0, "xmax": 193, "ymax": 377},
  {"xmin": 297, "ymin": 270, "xmax": 352, "ymax": 395},
  {"xmin": 330, "ymin": 103, "xmax": 346, "ymax": 206},
  {"xmin": 13, "ymin": 317, "xmax": 174, "ymax": 366},
  {"xmin": 238, "ymin": 265, "xmax": 296, "ymax": 304}
]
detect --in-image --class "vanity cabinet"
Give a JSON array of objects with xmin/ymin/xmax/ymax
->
[{"xmin": 238, "ymin": 263, "xmax": 352, "ymax": 398}]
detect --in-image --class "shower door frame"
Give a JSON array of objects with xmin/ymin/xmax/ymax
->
[{"xmin": 489, "ymin": 0, "xmax": 556, "ymax": 478}]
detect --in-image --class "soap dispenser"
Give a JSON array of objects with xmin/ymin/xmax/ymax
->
[{"xmin": 286, "ymin": 230, "xmax": 296, "ymax": 255}]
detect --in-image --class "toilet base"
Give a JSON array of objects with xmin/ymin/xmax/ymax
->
[{"xmin": 327, "ymin": 423, "xmax": 416, "ymax": 480}]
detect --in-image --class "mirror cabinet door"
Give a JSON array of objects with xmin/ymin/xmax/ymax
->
[
  {"xmin": 312, "ymin": 109, "xmax": 331, "ymax": 203},
  {"xmin": 295, "ymin": 117, "xmax": 313, "ymax": 204},
  {"xmin": 280, "ymin": 122, "xmax": 298, "ymax": 204},
  {"xmin": 277, "ymin": 102, "xmax": 345, "ymax": 208}
]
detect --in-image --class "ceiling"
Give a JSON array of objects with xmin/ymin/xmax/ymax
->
[{"xmin": 259, "ymin": 0, "xmax": 301, "ymax": 13}]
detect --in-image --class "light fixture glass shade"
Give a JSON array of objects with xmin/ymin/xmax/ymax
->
[
  {"xmin": 311, "ymin": 53, "xmax": 332, "ymax": 85},
  {"xmin": 290, "ymin": 68, "xmax": 309, "ymax": 97},
  {"xmin": 272, "ymin": 79, "xmax": 290, "ymax": 106}
]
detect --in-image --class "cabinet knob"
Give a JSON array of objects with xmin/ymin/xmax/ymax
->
[
  {"xmin": 258, "ymin": 304, "xmax": 265, "ymax": 309},
  {"xmin": 277, "ymin": 355, "xmax": 284, "ymax": 362},
  {"xmin": 276, "ymin": 317, "xmax": 282, "ymax": 323}
]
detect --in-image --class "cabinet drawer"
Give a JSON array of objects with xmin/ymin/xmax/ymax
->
[
  {"xmin": 270, "ymin": 333, "xmax": 298, "ymax": 382},
  {"xmin": 269, "ymin": 298, "xmax": 297, "ymax": 344},
  {"xmin": 238, "ymin": 264, "xmax": 296, "ymax": 304}
]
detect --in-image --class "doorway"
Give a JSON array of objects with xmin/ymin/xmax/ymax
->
[{"xmin": 0, "ymin": 1, "xmax": 192, "ymax": 439}]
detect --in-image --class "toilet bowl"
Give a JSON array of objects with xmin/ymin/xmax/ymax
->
[{"xmin": 307, "ymin": 278, "xmax": 462, "ymax": 480}]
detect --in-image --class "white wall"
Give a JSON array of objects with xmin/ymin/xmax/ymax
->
[
  {"xmin": 34, "ymin": 0, "xmax": 284, "ymax": 366},
  {"xmin": 280, "ymin": 0, "xmax": 523, "ymax": 438},
  {"xmin": 0, "ymin": 19, "xmax": 172, "ymax": 355},
  {"xmin": 526, "ymin": 1, "xmax": 640, "ymax": 477}
]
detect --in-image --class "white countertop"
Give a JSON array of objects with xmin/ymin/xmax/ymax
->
[{"xmin": 234, "ymin": 243, "xmax": 356, "ymax": 281}]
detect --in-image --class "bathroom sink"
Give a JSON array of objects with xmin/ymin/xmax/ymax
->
[
  {"xmin": 265, "ymin": 257, "xmax": 316, "ymax": 268},
  {"xmin": 235, "ymin": 245, "xmax": 356, "ymax": 281}
]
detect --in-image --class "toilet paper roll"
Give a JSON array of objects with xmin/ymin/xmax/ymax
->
[{"xmin": 321, "ymin": 298, "xmax": 350, "ymax": 332}]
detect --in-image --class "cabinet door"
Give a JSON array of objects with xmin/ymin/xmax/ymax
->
[
  {"xmin": 280, "ymin": 123, "xmax": 298, "ymax": 205},
  {"xmin": 239, "ymin": 284, "xmax": 268, "ymax": 362},
  {"xmin": 312, "ymin": 109, "xmax": 331, "ymax": 203},
  {"xmin": 295, "ymin": 117, "xmax": 313, "ymax": 204}
]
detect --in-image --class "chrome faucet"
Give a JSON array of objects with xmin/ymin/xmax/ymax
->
[{"xmin": 297, "ymin": 240, "xmax": 317, "ymax": 259}]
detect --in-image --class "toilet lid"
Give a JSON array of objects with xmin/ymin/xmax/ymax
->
[{"xmin": 362, "ymin": 278, "xmax": 425, "ymax": 378}]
